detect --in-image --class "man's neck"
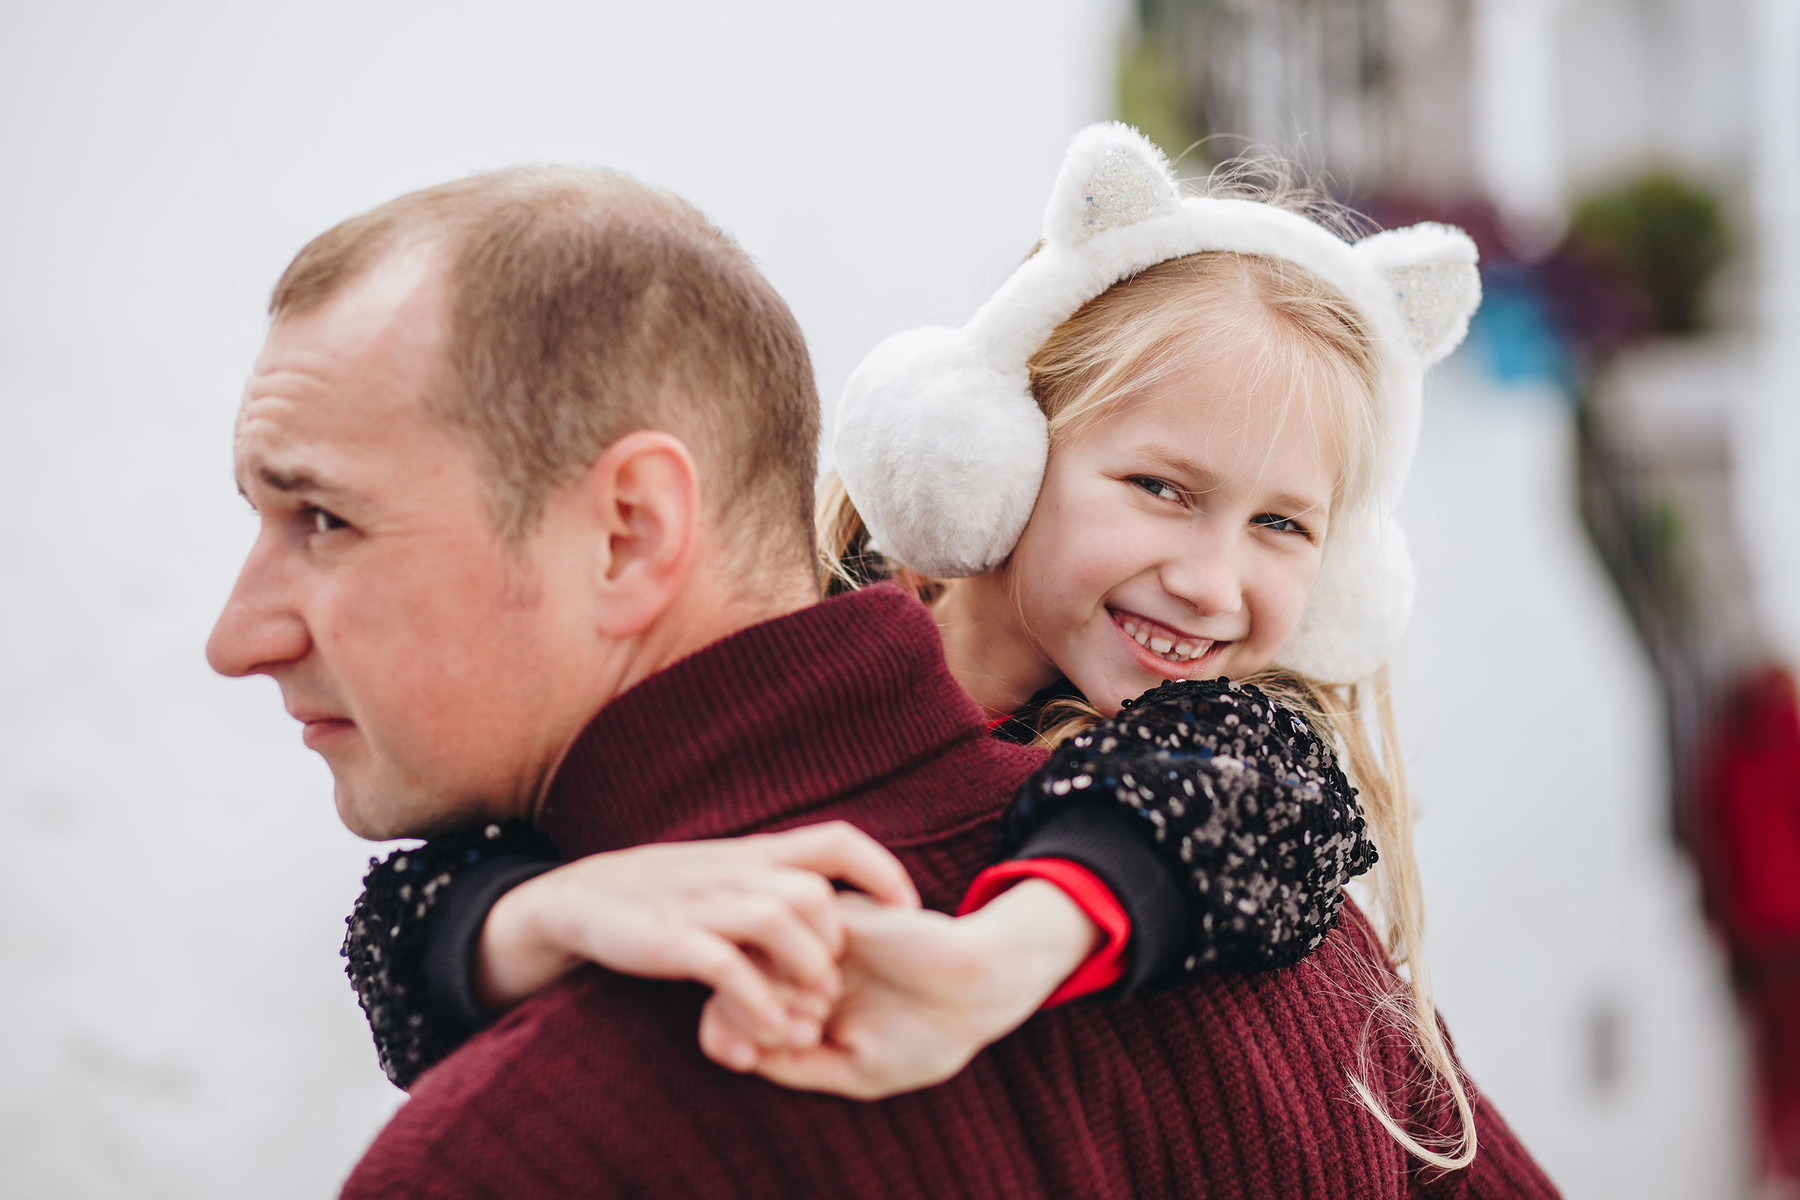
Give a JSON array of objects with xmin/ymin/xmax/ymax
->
[
  {"xmin": 532, "ymin": 584, "xmax": 1011, "ymax": 859},
  {"xmin": 632, "ymin": 566, "xmax": 819, "ymax": 692},
  {"xmin": 526, "ymin": 563, "xmax": 819, "ymax": 823}
]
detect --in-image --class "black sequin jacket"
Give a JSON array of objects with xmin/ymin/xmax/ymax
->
[{"xmin": 345, "ymin": 677, "xmax": 1376, "ymax": 1088}]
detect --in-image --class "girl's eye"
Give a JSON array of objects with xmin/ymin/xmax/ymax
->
[
  {"xmin": 1252, "ymin": 512, "xmax": 1313, "ymax": 539},
  {"xmin": 1129, "ymin": 475, "xmax": 1184, "ymax": 503},
  {"xmin": 306, "ymin": 506, "xmax": 349, "ymax": 535}
]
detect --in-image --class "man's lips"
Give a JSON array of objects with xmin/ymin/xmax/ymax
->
[{"xmin": 296, "ymin": 714, "xmax": 355, "ymax": 748}]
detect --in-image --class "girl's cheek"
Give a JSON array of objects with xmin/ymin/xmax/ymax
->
[{"xmin": 1264, "ymin": 559, "xmax": 1322, "ymax": 647}]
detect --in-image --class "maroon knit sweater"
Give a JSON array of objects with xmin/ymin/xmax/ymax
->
[{"xmin": 342, "ymin": 585, "xmax": 1559, "ymax": 1199}]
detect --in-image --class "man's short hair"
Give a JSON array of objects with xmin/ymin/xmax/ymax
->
[{"xmin": 271, "ymin": 168, "xmax": 820, "ymax": 570}]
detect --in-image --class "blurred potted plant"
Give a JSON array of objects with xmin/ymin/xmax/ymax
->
[{"xmin": 1564, "ymin": 170, "xmax": 1733, "ymax": 340}]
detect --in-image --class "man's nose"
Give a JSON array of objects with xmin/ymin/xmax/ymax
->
[
  {"xmin": 1160, "ymin": 523, "xmax": 1244, "ymax": 618},
  {"xmin": 205, "ymin": 535, "xmax": 310, "ymax": 678}
]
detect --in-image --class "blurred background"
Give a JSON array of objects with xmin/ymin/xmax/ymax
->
[{"xmin": 1, "ymin": 1, "xmax": 1794, "ymax": 1196}]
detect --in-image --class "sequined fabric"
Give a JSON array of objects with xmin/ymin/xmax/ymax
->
[
  {"xmin": 343, "ymin": 819, "xmax": 554, "ymax": 1088},
  {"xmin": 999, "ymin": 677, "xmax": 1377, "ymax": 973}
]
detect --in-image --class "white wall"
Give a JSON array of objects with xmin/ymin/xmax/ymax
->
[
  {"xmin": 1472, "ymin": 0, "xmax": 1753, "ymax": 233},
  {"xmin": 0, "ymin": 4, "xmax": 1118, "ymax": 1196},
  {"xmin": 1396, "ymin": 365, "xmax": 1748, "ymax": 1199},
  {"xmin": 1744, "ymin": 0, "xmax": 1800, "ymax": 665}
]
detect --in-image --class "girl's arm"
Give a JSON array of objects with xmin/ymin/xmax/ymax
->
[
  {"xmin": 344, "ymin": 821, "xmax": 557, "ymax": 1087},
  {"xmin": 344, "ymin": 820, "xmax": 917, "ymax": 1089},
  {"xmin": 348, "ymin": 678, "xmax": 1370, "ymax": 1090},
  {"xmin": 726, "ymin": 676, "xmax": 1378, "ymax": 1096},
  {"xmin": 986, "ymin": 675, "xmax": 1379, "ymax": 985}
]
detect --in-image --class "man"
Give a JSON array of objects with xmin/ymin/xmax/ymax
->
[{"xmin": 209, "ymin": 168, "xmax": 1553, "ymax": 1197}]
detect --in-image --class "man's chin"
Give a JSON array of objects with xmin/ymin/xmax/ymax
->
[
  {"xmin": 332, "ymin": 778, "xmax": 514, "ymax": 842},
  {"xmin": 333, "ymin": 784, "xmax": 405, "ymax": 842},
  {"xmin": 331, "ymin": 779, "xmax": 441, "ymax": 842}
]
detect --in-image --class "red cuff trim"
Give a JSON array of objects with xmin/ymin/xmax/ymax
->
[{"xmin": 957, "ymin": 859, "xmax": 1130, "ymax": 1008}]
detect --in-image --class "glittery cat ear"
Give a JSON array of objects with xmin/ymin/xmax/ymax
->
[
  {"xmin": 1354, "ymin": 223, "xmax": 1482, "ymax": 366},
  {"xmin": 1042, "ymin": 122, "xmax": 1182, "ymax": 247}
]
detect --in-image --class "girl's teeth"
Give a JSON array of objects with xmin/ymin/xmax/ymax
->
[{"xmin": 1119, "ymin": 613, "xmax": 1214, "ymax": 664}]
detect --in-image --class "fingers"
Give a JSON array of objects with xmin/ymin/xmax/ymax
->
[
  {"xmin": 698, "ymin": 984, "xmax": 827, "ymax": 1074},
  {"xmin": 478, "ymin": 827, "xmax": 916, "ymax": 1040},
  {"xmin": 759, "ymin": 821, "xmax": 922, "ymax": 910},
  {"xmin": 700, "ymin": 893, "xmax": 841, "ymax": 998},
  {"xmin": 698, "ymin": 1001, "xmax": 762, "ymax": 1073},
  {"xmin": 750, "ymin": 1043, "xmax": 888, "ymax": 1101},
  {"xmin": 679, "ymin": 928, "xmax": 837, "ymax": 1049},
  {"xmin": 675, "ymin": 930, "xmax": 801, "ymax": 1042},
  {"xmin": 756, "ymin": 867, "xmax": 848, "ymax": 959}
]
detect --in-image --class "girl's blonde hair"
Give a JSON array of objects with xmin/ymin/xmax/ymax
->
[{"xmin": 820, "ymin": 199, "xmax": 1475, "ymax": 1171}]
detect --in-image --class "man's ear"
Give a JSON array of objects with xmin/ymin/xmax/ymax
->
[{"xmin": 582, "ymin": 430, "xmax": 702, "ymax": 638}]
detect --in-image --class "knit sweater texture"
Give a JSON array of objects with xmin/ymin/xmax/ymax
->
[{"xmin": 341, "ymin": 585, "xmax": 1558, "ymax": 1199}]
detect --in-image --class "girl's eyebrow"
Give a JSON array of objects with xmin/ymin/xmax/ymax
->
[
  {"xmin": 1131, "ymin": 445, "xmax": 1222, "ymax": 489},
  {"xmin": 1131, "ymin": 445, "xmax": 1329, "ymax": 516}
]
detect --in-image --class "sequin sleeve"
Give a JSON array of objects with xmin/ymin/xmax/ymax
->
[
  {"xmin": 995, "ymin": 677, "xmax": 1378, "ymax": 985},
  {"xmin": 343, "ymin": 820, "xmax": 556, "ymax": 1089}
]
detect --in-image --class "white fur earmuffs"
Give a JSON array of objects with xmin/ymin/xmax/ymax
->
[{"xmin": 833, "ymin": 122, "xmax": 1481, "ymax": 682}]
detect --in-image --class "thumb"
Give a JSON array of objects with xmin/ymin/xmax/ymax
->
[{"xmin": 752, "ymin": 1044, "xmax": 882, "ymax": 1101}]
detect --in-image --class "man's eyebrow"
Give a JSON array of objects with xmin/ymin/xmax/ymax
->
[
  {"xmin": 237, "ymin": 465, "xmax": 358, "ymax": 501},
  {"xmin": 260, "ymin": 466, "xmax": 328, "ymax": 493}
]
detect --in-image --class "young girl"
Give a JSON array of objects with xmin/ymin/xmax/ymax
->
[{"xmin": 346, "ymin": 124, "xmax": 1521, "ymax": 1176}]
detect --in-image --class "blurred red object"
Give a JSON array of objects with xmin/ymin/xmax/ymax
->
[
  {"xmin": 1698, "ymin": 667, "xmax": 1800, "ymax": 950},
  {"xmin": 1695, "ymin": 665, "xmax": 1800, "ymax": 1180}
]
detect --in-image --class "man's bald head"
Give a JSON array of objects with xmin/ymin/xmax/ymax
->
[{"xmin": 271, "ymin": 169, "xmax": 820, "ymax": 577}]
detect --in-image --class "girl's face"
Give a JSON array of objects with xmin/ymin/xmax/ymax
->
[{"xmin": 1003, "ymin": 345, "xmax": 1340, "ymax": 715}]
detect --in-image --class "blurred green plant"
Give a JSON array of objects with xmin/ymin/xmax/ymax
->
[
  {"xmin": 1116, "ymin": 28, "xmax": 1204, "ymax": 170},
  {"xmin": 1568, "ymin": 171, "xmax": 1733, "ymax": 337}
]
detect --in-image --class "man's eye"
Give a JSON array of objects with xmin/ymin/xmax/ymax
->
[
  {"xmin": 1252, "ymin": 512, "xmax": 1312, "ymax": 538},
  {"xmin": 306, "ymin": 507, "xmax": 349, "ymax": 535},
  {"xmin": 1129, "ymin": 476, "xmax": 1183, "ymax": 503}
]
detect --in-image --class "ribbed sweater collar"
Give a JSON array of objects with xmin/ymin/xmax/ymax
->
[{"xmin": 536, "ymin": 584, "xmax": 995, "ymax": 857}]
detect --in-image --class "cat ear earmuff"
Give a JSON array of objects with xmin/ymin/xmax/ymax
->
[{"xmin": 834, "ymin": 122, "xmax": 1481, "ymax": 682}]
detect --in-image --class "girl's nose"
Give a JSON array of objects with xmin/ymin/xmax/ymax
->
[
  {"xmin": 1160, "ymin": 526, "xmax": 1244, "ymax": 618},
  {"xmin": 205, "ymin": 536, "xmax": 311, "ymax": 679}
]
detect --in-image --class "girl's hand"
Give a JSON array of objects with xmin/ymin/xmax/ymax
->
[
  {"xmin": 697, "ymin": 880, "xmax": 1100, "ymax": 1096},
  {"xmin": 476, "ymin": 822, "xmax": 920, "ymax": 1057}
]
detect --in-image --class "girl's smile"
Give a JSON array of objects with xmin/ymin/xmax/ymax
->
[{"xmin": 1107, "ymin": 606, "xmax": 1228, "ymax": 670}]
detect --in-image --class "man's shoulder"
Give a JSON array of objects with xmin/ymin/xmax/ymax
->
[
  {"xmin": 1130, "ymin": 895, "xmax": 1402, "ymax": 1042},
  {"xmin": 869, "ymin": 729, "xmax": 1044, "ymax": 837},
  {"xmin": 340, "ymin": 900, "xmax": 1414, "ymax": 1200},
  {"xmin": 342, "ymin": 967, "xmax": 858, "ymax": 1199},
  {"xmin": 1074, "ymin": 894, "xmax": 1395, "ymax": 1039},
  {"xmin": 340, "ymin": 974, "xmax": 639, "ymax": 1198}
]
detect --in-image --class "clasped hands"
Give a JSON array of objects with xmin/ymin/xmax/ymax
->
[{"xmin": 478, "ymin": 822, "xmax": 1101, "ymax": 1099}]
